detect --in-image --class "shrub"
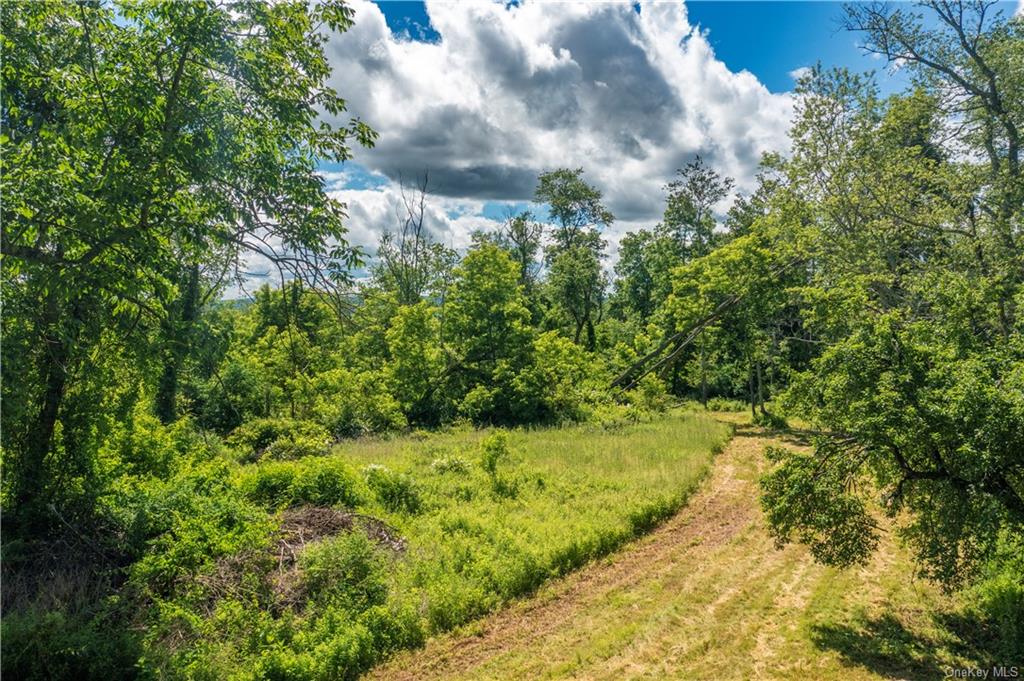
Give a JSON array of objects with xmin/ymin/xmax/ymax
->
[
  {"xmin": 362, "ymin": 465, "xmax": 422, "ymax": 514},
  {"xmin": 753, "ymin": 410, "xmax": 788, "ymax": 430},
  {"xmin": 226, "ymin": 418, "xmax": 330, "ymax": 461},
  {"xmin": 263, "ymin": 434, "xmax": 331, "ymax": 462},
  {"xmin": 430, "ymin": 455, "xmax": 470, "ymax": 474},
  {"xmin": 969, "ymin": 533, "xmax": 1024, "ymax": 659},
  {"xmin": 479, "ymin": 431, "xmax": 510, "ymax": 478},
  {"xmin": 237, "ymin": 458, "xmax": 364, "ymax": 509},
  {"xmin": 624, "ymin": 374, "xmax": 669, "ymax": 422},
  {"xmin": 299, "ymin": 532, "xmax": 388, "ymax": 611},
  {"xmin": 706, "ymin": 396, "xmax": 747, "ymax": 412},
  {"xmin": 309, "ymin": 369, "xmax": 407, "ymax": 438},
  {"xmin": 1, "ymin": 606, "xmax": 141, "ymax": 681}
]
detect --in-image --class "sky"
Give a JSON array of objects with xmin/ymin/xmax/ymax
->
[{"xmin": 243, "ymin": 0, "xmax": 1022, "ymax": 287}]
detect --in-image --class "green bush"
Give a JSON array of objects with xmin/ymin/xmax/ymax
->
[
  {"xmin": 969, "ymin": 533, "xmax": 1024, "ymax": 659},
  {"xmin": 236, "ymin": 458, "xmax": 364, "ymax": 509},
  {"xmin": 1, "ymin": 606, "xmax": 141, "ymax": 681},
  {"xmin": 706, "ymin": 397, "xmax": 747, "ymax": 412},
  {"xmin": 430, "ymin": 455, "xmax": 470, "ymax": 474},
  {"xmin": 299, "ymin": 532, "xmax": 388, "ymax": 611},
  {"xmin": 226, "ymin": 418, "xmax": 331, "ymax": 461},
  {"xmin": 479, "ymin": 431, "xmax": 510, "ymax": 477},
  {"xmin": 363, "ymin": 465, "xmax": 422, "ymax": 514},
  {"xmin": 752, "ymin": 410, "xmax": 788, "ymax": 430}
]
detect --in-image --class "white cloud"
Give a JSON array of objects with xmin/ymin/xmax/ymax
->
[
  {"xmin": 323, "ymin": 0, "xmax": 794, "ymax": 251},
  {"xmin": 329, "ymin": 186, "xmax": 503, "ymax": 255},
  {"xmin": 789, "ymin": 66, "xmax": 811, "ymax": 81}
]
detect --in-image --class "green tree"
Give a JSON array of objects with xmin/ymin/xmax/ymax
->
[
  {"xmin": 1, "ymin": 0, "xmax": 374, "ymax": 524},
  {"xmin": 444, "ymin": 243, "xmax": 534, "ymax": 423},
  {"xmin": 535, "ymin": 169, "xmax": 613, "ymax": 350},
  {"xmin": 760, "ymin": 2, "xmax": 1024, "ymax": 587},
  {"xmin": 663, "ymin": 157, "xmax": 734, "ymax": 260}
]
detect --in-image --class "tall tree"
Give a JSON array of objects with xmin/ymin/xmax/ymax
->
[
  {"xmin": 534, "ymin": 169, "xmax": 613, "ymax": 350},
  {"xmin": 760, "ymin": 2, "xmax": 1024, "ymax": 587},
  {"xmin": 663, "ymin": 157, "xmax": 735, "ymax": 260},
  {"xmin": 374, "ymin": 174, "xmax": 457, "ymax": 306},
  {"xmin": 1, "ymin": 0, "xmax": 375, "ymax": 524}
]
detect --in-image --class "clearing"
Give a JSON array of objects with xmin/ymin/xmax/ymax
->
[{"xmin": 369, "ymin": 417, "xmax": 991, "ymax": 680}]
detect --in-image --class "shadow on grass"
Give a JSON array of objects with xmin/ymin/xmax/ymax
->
[
  {"xmin": 811, "ymin": 611, "xmax": 1009, "ymax": 680},
  {"xmin": 731, "ymin": 423, "xmax": 813, "ymax": 448}
]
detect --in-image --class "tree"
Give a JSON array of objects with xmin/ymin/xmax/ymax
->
[
  {"xmin": 374, "ymin": 174, "xmax": 458, "ymax": 306},
  {"xmin": 535, "ymin": 169, "xmax": 613, "ymax": 350},
  {"xmin": 496, "ymin": 210, "xmax": 544, "ymax": 293},
  {"xmin": 759, "ymin": 3, "xmax": 1023, "ymax": 587},
  {"xmin": 444, "ymin": 243, "xmax": 534, "ymax": 423},
  {"xmin": 1, "ymin": 0, "xmax": 374, "ymax": 525},
  {"xmin": 663, "ymin": 157, "xmax": 735, "ymax": 260},
  {"xmin": 534, "ymin": 168, "xmax": 613, "ymax": 251}
]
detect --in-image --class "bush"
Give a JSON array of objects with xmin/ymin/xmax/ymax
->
[
  {"xmin": 237, "ymin": 458, "xmax": 364, "ymax": 509},
  {"xmin": 363, "ymin": 465, "xmax": 422, "ymax": 514},
  {"xmin": 969, "ymin": 533, "xmax": 1024, "ymax": 659},
  {"xmin": 430, "ymin": 455, "xmax": 470, "ymax": 474},
  {"xmin": 706, "ymin": 397, "xmax": 747, "ymax": 412},
  {"xmin": 479, "ymin": 431, "xmax": 510, "ymax": 478},
  {"xmin": 309, "ymin": 369, "xmax": 407, "ymax": 438},
  {"xmin": 623, "ymin": 374, "xmax": 669, "ymax": 423},
  {"xmin": 753, "ymin": 410, "xmax": 788, "ymax": 430},
  {"xmin": 299, "ymin": 532, "xmax": 388, "ymax": 611},
  {"xmin": 226, "ymin": 418, "xmax": 331, "ymax": 461},
  {"xmin": 1, "ymin": 607, "xmax": 141, "ymax": 681}
]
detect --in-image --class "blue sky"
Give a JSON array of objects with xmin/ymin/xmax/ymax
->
[
  {"xmin": 372, "ymin": 1, "xmax": 1018, "ymax": 94},
  {"xmin": 304, "ymin": 0, "xmax": 1020, "ymax": 269}
]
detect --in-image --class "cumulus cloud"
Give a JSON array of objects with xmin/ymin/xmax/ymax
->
[
  {"xmin": 789, "ymin": 66, "xmax": 811, "ymax": 81},
  {"xmin": 324, "ymin": 0, "xmax": 794, "ymax": 242},
  {"xmin": 329, "ymin": 185, "xmax": 502, "ymax": 255}
]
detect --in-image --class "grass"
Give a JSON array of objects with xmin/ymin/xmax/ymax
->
[
  {"xmin": 333, "ymin": 411, "xmax": 732, "ymax": 632},
  {"xmin": 369, "ymin": 417, "xmax": 1004, "ymax": 681},
  {"xmin": 2, "ymin": 408, "xmax": 730, "ymax": 680}
]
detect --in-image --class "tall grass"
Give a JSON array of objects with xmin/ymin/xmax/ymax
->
[{"xmin": 2, "ymin": 410, "xmax": 732, "ymax": 680}]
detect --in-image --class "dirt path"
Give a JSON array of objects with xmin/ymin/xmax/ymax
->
[{"xmin": 368, "ymin": 422, "xmax": 974, "ymax": 680}]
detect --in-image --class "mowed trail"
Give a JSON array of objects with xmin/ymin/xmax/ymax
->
[{"xmin": 368, "ymin": 420, "xmax": 973, "ymax": 680}]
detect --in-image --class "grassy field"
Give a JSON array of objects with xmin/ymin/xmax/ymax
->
[
  {"xmin": 61, "ymin": 409, "xmax": 732, "ymax": 679},
  {"xmin": 331, "ymin": 411, "xmax": 733, "ymax": 632},
  {"xmin": 370, "ymin": 417, "xmax": 1005, "ymax": 680}
]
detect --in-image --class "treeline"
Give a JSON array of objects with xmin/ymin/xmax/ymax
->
[{"xmin": 144, "ymin": 159, "xmax": 768, "ymax": 441}]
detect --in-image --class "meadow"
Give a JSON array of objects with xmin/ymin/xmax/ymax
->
[{"xmin": 3, "ymin": 409, "xmax": 731, "ymax": 680}]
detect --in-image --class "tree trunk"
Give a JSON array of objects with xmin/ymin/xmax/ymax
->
[
  {"xmin": 748, "ymin": 361, "xmax": 756, "ymax": 419},
  {"xmin": 17, "ymin": 295, "xmax": 74, "ymax": 521},
  {"xmin": 756, "ymin": 357, "xmax": 766, "ymax": 416},
  {"xmin": 156, "ymin": 264, "xmax": 200, "ymax": 423},
  {"xmin": 699, "ymin": 349, "xmax": 708, "ymax": 408}
]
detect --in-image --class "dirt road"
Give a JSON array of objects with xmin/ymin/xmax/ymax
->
[{"xmin": 368, "ymin": 422, "xmax": 978, "ymax": 680}]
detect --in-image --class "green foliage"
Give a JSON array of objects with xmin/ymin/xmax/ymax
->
[
  {"xmin": 299, "ymin": 532, "xmax": 388, "ymax": 610},
  {"xmin": 237, "ymin": 458, "xmax": 364, "ymax": 510},
  {"xmin": 1, "ymin": 0, "xmax": 374, "ymax": 522},
  {"xmin": 968, "ymin": 534, "xmax": 1024, "ymax": 660},
  {"xmin": 705, "ymin": 397, "xmax": 747, "ymax": 412},
  {"xmin": 760, "ymin": 445, "xmax": 880, "ymax": 568},
  {"xmin": 226, "ymin": 418, "xmax": 331, "ymax": 462},
  {"xmin": 751, "ymin": 410, "xmax": 787, "ymax": 430},
  {"xmin": 479, "ymin": 431, "xmax": 510, "ymax": 478},
  {"xmin": 0, "ymin": 606, "xmax": 141, "ymax": 681},
  {"xmin": 363, "ymin": 465, "xmax": 422, "ymax": 514},
  {"xmin": 384, "ymin": 302, "xmax": 446, "ymax": 424}
]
